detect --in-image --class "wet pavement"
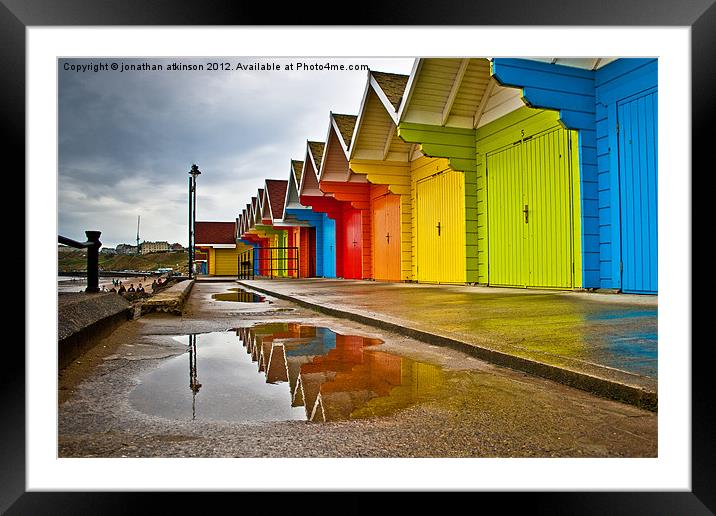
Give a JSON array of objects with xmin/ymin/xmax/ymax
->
[
  {"xmin": 239, "ymin": 279, "xmax": 658, "ymax": 406},
  {"xmin": 58, "ymin": 282, "xmax": 657, "ymax": 458}
]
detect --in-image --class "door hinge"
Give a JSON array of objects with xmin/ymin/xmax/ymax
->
[
  {"xmin": 616, "ymin": 122, "xmax": 620, "ymax": 134},
  {"xmin": 619, "ymin": 261, "xmax": 623, "ymax": 272}
]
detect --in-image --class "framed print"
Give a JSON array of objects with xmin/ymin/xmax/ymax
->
[{"xmin": 7, "ymin": 0, "xmax": 707, "ymax": 512}]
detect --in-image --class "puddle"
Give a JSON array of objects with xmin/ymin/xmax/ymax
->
[
  {"xmin": 130, "ymin": 324, "xmax": 445, "ymax": 423},
  {"xmin": 212, "ymin": 288, "xmax": 266, "ymax": 303}
]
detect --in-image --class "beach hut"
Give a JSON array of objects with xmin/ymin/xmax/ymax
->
[
  {"xmin": 241, "ymin": 197, "xmax": 272, "ymax": 276},
  {"xmin": 395, "ymin": 58, "xmax": 588, "ymax": 289},
  {"xmin": 490, "ymin": 58, "xmax": 657, "ymax": 294},
  {"xmin": 316, "ymin": 115, "xmax": 375, "ymax": 280},
  {"xmin": 261, "ymin": 178, "xmax": 302, "ymax": 277},
  {"xmin": 297, "ymin": 141, "xmax": 364, "ymax": 278},
  {"xmin": 246, "ymin": 188, "xmax": 288, "ymax": 278},
  {"xmin": 194, "ymin": 220, "xmax": 251, "ymax": 276},
  {"xmin": 282, "ymin": 159, "xmax": 335, "ymax": 278},
  {"xmin": 348, "ymin": 71, "xmax": 413, "ymax": 282},
  {"xmin": 239, "ymin": 207, "xmax": 261, "ymax": 276},
  {"xmin": 259, "ymin": 182, "xmax": 291, "ymax": 277}
]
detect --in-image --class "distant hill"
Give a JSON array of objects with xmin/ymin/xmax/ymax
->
[{"xmin": 59, "ymin": 249, "xmax": 189, "ymax": 273}]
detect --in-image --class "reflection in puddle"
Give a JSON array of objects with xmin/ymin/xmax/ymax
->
[
  {"xmin": 130, "ymin": 324, "xmax": 444, "ymax": 423},
  {"xmin": 212, "ymin": 288, "xmax": 266, "ymax": 303}
]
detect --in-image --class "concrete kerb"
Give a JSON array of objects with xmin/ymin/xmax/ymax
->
[
  {"xmin": 141, "ymin": 279, "xmax": 195, "ymax": 315},
  {"xmin": 237, "ymin": 281, "xmax": 657, "ymax": 412}
]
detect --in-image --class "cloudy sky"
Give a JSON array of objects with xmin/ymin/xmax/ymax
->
[{"xmin": 59, "ymin": 57, "xmax": 414, "ymax": 248}]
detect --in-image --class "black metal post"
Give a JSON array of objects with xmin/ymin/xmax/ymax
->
[
  {"xmin": 188, "ymin": 176, "xmax": 193, "ymax": 279},
  {"xmin": 192, "ymin": 174, "xmax": 197, "ymax": 277},
  {"xmin": 188, "ymin": 164, "xmax": 201, "ymax": 279},
  {"xmin": 84, "ymin": 230, "xmax": 101, "ymax": 293}
]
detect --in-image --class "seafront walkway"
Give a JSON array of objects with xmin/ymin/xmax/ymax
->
[{"xmin": 238, "ymin": 279, "xmax": 658, "ymax": 409}]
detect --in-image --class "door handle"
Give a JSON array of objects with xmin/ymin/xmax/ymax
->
[
  {"xmin": 352, "ymin": 240, "xmax": 358, "ymax": 248},
  {"xmin": 386, "ymin": 233, "xmax": 390, "ymax": 244},
  {"xmin": 523, "ymin": 204, "xmax": 529, "ymax": 224},
  {"xmin": 436, "ymin": 222, "xmax": 441, "ymax": 236}
]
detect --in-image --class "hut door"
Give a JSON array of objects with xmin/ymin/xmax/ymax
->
[
  {"xmin": 343, "ymin": 209, "xmax": 362, "ymax": 279},
  {"xmin": 487, "ymin": 127, "xmax": 575, "ymax": 288},
  {"xmin": 487, "ymin": 143, "xmax": 525, "ymax": 287},
  {"xmin": 617, "ymin": 89, "xmax": 657, "ymax": 294},
  {"xmin": 373, "ymin": 193, "xmax": 401, "ymax": 281},
  {"xmin": 416, "ymin": 169, "xmax": 466, "ymax": 283},
  {"xmin": 301, "ymin": 227, "xmax": 316, "ymax": 277},
  {"xmin": 321, "ymin": 215, "xmax": 336, "ymax": 278}
]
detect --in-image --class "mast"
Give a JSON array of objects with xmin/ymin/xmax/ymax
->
[{"xmin": 136, "ymin": 215, "xmax": 141, "ymax": 255}]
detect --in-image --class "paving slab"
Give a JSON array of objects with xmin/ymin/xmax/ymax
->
[{"xmin": 238, "ymin": 279, "xmax": 658, "ymax": 410}]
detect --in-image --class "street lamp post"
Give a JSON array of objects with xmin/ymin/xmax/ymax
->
[{"xmin": 188, "ymin": 164, "xmax": 201, "ymax": 278}]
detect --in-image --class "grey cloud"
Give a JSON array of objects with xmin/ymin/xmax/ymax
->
[{"xmin": 59, "ymin": 57, "xmax": 414, "ymax": 247}]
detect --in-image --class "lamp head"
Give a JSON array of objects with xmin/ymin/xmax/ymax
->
[{"xmin": 189, "ymin": 164, "xmax": 202, "ymax": 177}]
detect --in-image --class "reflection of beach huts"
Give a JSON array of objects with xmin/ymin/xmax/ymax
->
[{"xmin": 239, "ymin": 323, "xmax": 445, "ymax": 423}]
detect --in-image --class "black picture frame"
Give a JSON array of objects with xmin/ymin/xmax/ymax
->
[{"xmin": 7, "ymin": 0, "xmax": 705, "ymax": 512}]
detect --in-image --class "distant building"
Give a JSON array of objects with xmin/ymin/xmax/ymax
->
[
  {"xmin": 116, "ymin": 244, "xmax": 138, "ymax": 255},
  {"xmin": 140, "ymin": 241, "xmax": 170, "ymax": 254},
  {"xmin": 170, "ymin": 242, "xmax": 184, "ymax": 251},
  {"xmin": 100, "ymin": 247, "xmax": 117, "ymax": 255},
  {"xmin": 58, "ymin": 244, "xmax": 77, "ymax": 254},
  {"xmin": 195, "ymin": 221, "xmax": 251, "ymax": 276}
]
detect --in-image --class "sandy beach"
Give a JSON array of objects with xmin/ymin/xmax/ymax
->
[{"xmin": 57, "ymin": 274, "xmax": 166, "ymax": 294}]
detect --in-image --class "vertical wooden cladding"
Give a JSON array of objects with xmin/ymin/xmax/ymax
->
[
  {"xmin": 397, "ymin": 124, "xmax": 478, "ymax": 285},
  {"xmin": 414, "ymin": 161, "xmax": 466, "ymax": 284},
  {"xmin": 284, "ymin": 209, "xmax": 334, "ymax": 278},
  {"xmin": 617, "ymin": 89, "xmax": 657, "ymax": 294},
  {"xmin": 492, "ymin": 58, "xmax": 658, "ymax": 294},
  {"xmin": 477, "ymin": 107, "xmax": 582, "ymax": 289},
  {"xmin": 341, "ymin": 205, "xmax": 363, "ymax": 279},
  {"xmin": 595, "ymin": 59, "xmax": 658, "ymax": 294},
  {"xmin": 486, "ymin": 128, "xmax": 576, "ymax": 288},
  {"xmin": 285, "ymin": 225, "xmax": 316, "ymax": 278},
  {"xmin": 350, "ymin": 161, "xmax": 413, "ymax": 281},
  {"xmin": 486, "ymin": 145, "xmax": 523, "ymax": 287},
  {"xmin": 371, "ymin": 185, "xmax": 401, "ymax": 281}
]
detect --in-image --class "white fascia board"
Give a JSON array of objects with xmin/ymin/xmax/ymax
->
[
  {"xmin": 283, "ymin": 161, "xmax": 301, "ymax": 216},
  {"xmin": 347, "ymin": 70, "xmax": 373, "ymax": 161},
  {"xmin": 369, "ymin": 74, "xmax": 399, "ymax": 126},
  {"xmin": 317, "ymin": 113, "xmax": 337, "ymax": 182},
  {"xmin": 396, "ymin": 58, "xmax": 422, "ymax": 123},
  {"xmin": 262, "ymin": 181, "xmax": 273, "ymax": 221}
]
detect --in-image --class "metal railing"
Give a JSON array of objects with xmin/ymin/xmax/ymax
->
[
  {"xmin": 58, "ymin": 231, "xmax": 102, "ymax": 293},
  {"xmin": 238, "ymin": 246, "xmax": 299, "ymax": 280}
]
